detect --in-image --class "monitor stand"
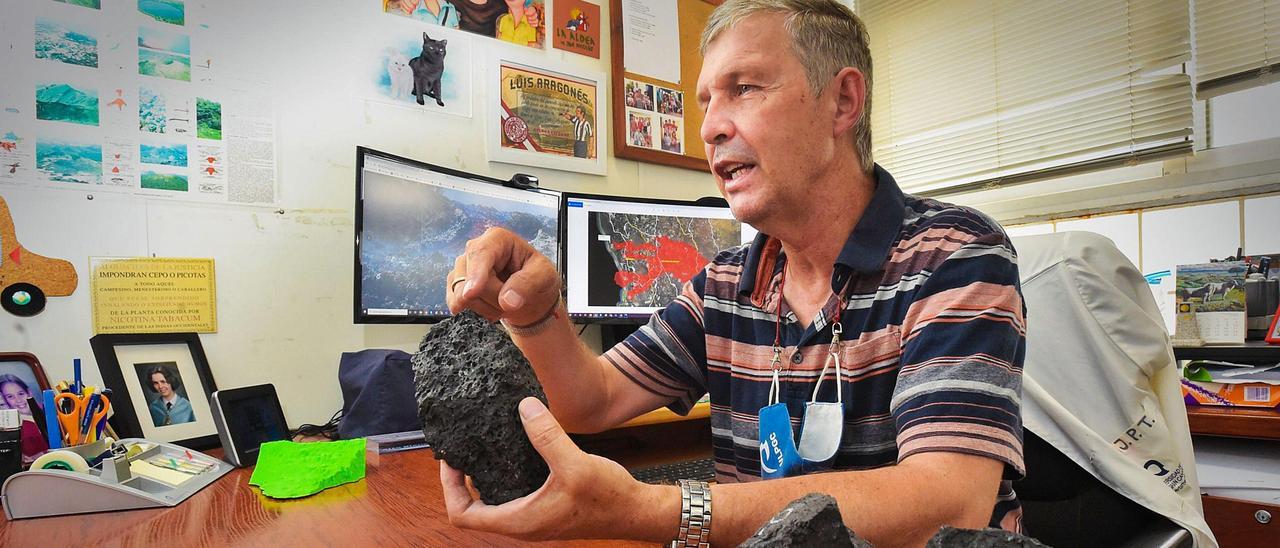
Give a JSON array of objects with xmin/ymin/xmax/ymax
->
[{"xmin": 599, "ymin": 323, "xmax": 642, "ymax": 350}]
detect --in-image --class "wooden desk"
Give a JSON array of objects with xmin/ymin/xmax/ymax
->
[
  {"xmin": 1175, "ymin": 344, "xmax": 1280, "ymax": 547},
  {"xmin": 619, "ymin": 401, "xmax": 710, "ymax": 428},
  {"xmin": 1186, "ymin": 405, "xmax": 1280, "ymax": 441},
  {"xmin": 0, "ymin": 420, "xmax": 712, "ymax": 546}
]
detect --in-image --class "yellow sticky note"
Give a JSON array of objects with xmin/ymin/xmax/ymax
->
[{"xmin": 130, "ymin": 460, "xmax": 195, "ymax": 486}]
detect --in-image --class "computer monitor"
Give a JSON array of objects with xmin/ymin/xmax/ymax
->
[
  {"xmin": 562, "ymin": 193, "xmax": 757, "ymax": 323},
  {"xmin": 354, "ymin": 147, "xmax": 561, "ymax": 323}
]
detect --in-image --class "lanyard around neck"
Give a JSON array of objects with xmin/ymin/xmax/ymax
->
[{"xmin": 767, "ymin": 259, "xmax": 852, "ymax": 405}]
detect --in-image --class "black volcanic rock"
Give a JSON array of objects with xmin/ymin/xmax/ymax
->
[
  {"xmin": 412, "ymin": 310, "xmax": 549, "ymax": 504},
  {"xmin": 740, "ymin": 493, "xmax": 871, "ymax": 548},
  {"xmin": 925, "ymin": 527, "xmax": 1050, "ymax": 548}
]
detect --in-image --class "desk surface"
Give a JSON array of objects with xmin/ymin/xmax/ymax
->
[
  {"xmin": 1186, "ymin": 405, "xmax": 1280, "ymax": 441},
  {"xmin": 0, "ymin": 420, "xmax": 712, "ymax": 546}
]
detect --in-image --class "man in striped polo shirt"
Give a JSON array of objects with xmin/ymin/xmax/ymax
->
[{"xmin": 442, "ymin": 1, "xmax": 1026, "ymax": 545}]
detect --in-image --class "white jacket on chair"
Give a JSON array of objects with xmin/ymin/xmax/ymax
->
[{"xmin": 1014, "ymin": 231, "xmax": 1217, "ymax": 548}]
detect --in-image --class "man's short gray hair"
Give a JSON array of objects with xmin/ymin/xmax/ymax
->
[{"xmin": 701, "ymin": 0, "xmax": 873, "ymax": 174}]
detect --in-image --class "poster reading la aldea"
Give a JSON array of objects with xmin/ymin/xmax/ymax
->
[
  {"xmin": 552, "ymin": 0, "xmax": 600, "ymax": 58},
  {"xmin": 498, "ymin": 62, "xmax": 597, "ymax": 161}
]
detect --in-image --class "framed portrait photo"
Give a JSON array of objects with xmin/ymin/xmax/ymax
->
[
  {"xmin": 0, "ymin": 352, "xmax": 51, "ymax": 413},
  {"xmin": 0, "ymin": 353, "xmax": 53, "ymax": 463},
  {"xmin": 89, "ymin": 333, "xmax": 219, "ymax": 449}
]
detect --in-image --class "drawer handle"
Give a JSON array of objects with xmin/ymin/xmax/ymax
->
[{"xmin": 1256, "ymin": 510, "xmax": 1272, "ymax": 525}]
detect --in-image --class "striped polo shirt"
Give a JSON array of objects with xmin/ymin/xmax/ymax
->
[
  {"xmin": 602, "ymin": 165, "xmax": 1027, "ymax": 530},
  {"xmin": 571, "ymin": 115, "xmax": 593, "ymax": 141}
]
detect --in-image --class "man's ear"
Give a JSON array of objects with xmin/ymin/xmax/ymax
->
[{"xmin": 831, "ymin": 67, "xmax": 867, "ymax": 140}]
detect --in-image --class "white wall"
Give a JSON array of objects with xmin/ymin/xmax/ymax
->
[{"xmin": 1, "ymin": 0, "xmax": 717, "ymax": 425}]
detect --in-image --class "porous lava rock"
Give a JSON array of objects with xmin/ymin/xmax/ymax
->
[
  {"xmin": 412, "ymin": 310, "xmax": 550, "ymax": 504},
  {"xmin": 925, "ymin": 527, "xmax": 1050, "ymax": 548},
  {"xmin": 739, "ymin": 493, "xmax": 871, "ymax": 548}
]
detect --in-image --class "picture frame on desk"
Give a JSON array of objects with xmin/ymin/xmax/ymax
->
[
  {"xmin": 89, "ymin": 333, "xmax": 219, "ymax": 449},
  {"xmin": 1267, "ymin": 303, "xmax": 1280, "ymax": 344},
  {"xmin": 0, "ymin": 352, "xmax": 53, "ymax": 463},
  {"xmin": 0, "ymin": 352, "xmax": 52, "ymax": 405}
]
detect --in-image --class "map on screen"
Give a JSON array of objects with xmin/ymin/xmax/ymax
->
[
  {"xmin": 359, "ymin": 157, "xmax": 558, "ymax": 320},
  {"xmin": 587, "ymin": 211, "xmax": 740, "ymax": 307}
]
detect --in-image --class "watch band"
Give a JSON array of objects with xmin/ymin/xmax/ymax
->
[{"xmin": 672, "ymin": 479, "xmax": 712, "ymax": 548}]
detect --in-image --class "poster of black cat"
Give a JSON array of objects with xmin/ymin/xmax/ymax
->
[{"xmin": 362, "ymin": 25, "xmax": 473, "ymax": 118}]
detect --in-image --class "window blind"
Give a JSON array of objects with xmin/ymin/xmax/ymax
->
[
  {"xmin": 861, "ymin": 0, "xmax": 1193, "ymax": 195},
  {"xmin": 1195, "ymin": 0, "xmax": 1279, "ymax": 96}
]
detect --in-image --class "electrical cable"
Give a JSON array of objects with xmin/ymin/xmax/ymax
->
[{"xmin": 291, "ymin": 408, "xmax": 344, "ymax": 441}]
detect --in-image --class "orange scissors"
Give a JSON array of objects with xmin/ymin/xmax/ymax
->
[{"xmin": 55, "ymin": 392, "xmax": 110, "ymax": 446}]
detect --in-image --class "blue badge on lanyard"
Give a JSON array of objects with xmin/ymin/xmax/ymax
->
[{"xmin": 759, "ymin": 348, "xmax": 801, "ymax": 479}]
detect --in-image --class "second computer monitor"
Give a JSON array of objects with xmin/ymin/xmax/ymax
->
[{"xmin": 563, "ymin": 193, "xmax": 756, "ymax": 322}]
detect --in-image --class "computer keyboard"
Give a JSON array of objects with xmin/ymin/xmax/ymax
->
[{"xmin": 629, "ymin": 457, "xmax": 716, "ymax": 485}]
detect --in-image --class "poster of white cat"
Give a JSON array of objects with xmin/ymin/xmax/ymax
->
[{"xmin": 357, "ymin": 22, "xmax": 473, "ymax": 119}]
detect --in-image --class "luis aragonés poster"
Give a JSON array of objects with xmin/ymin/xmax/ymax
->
[{"xmin": 489, "ymin": 56, "xmax": 605, "ymax": 175}]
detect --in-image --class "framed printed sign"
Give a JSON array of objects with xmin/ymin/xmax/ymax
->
[{"xmin": 487, "ymin": 54, "xmax": 606, "ymax": 175}]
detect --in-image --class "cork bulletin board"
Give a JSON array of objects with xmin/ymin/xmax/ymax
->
[{"xmin": 610, "ymin": 0, "xmax": 723, "ymax": 173}]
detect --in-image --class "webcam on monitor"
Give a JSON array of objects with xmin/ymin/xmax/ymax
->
[{"xmin": 508, "ymin": 173, "xmax": 540, "ymax": 190}]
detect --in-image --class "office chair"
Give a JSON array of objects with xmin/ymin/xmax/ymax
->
[
  {"xmin": 1016, "ymin": 430, "xmax": 1192, "ymax": 547},
  {"xmin": 1011, "ymin": 232, "xmax": 1215, "ymax": 548}
]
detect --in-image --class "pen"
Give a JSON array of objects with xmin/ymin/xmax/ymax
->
[
  {"xmin": 80, "ymin": 394, "xmax": 101, "ymax": 443},
  {"xmin": 74, "ymin": 358, "xmax": 82, "ymax": 395}
]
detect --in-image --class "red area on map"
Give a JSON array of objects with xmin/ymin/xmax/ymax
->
[{"xmin": 612, "ymin": 236, "xmax": 709, "ymax": 300}]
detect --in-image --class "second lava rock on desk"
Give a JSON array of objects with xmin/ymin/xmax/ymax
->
[{"xmin": 412, "ymin": 310, "xmax": 550, "ymax": 505}]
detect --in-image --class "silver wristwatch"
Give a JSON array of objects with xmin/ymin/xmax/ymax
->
[{"xmin": 672, "ymin": 479, "xmax": 712, "ymax": 547}]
